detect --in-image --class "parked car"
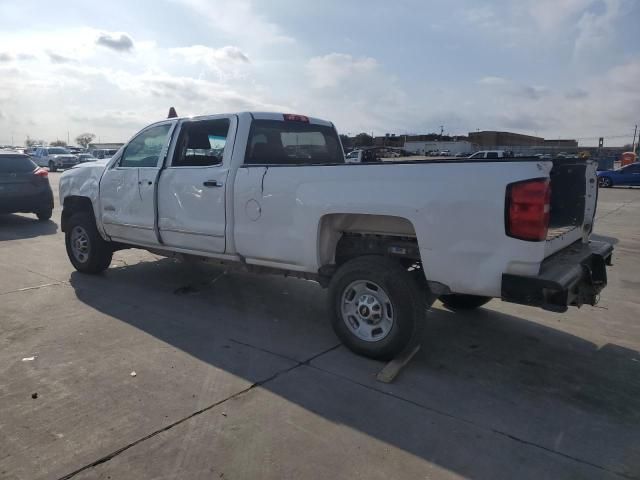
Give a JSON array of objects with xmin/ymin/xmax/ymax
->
[
  {"xmin": 90, "ymin": 148, "xmax": 119, "ymax": 160},
  {"xmin": 60, "ymin": 111, "xmax": 612, "ymax": 359},
  {"xmin": 345, "ymin": 149, "xmax": 362, "ymax": 163},
  {"xmin": 344, "ymin": 149, "xmax": 381, "ymax": 163},
  {"xmin": 468, "ymin": 150, "xmax": 514, "ymax": 159},
  {"xmin": 597, "ymin": 162, "xmax": 640, "ymax": 187},
  {"xmin": 32, "ymin": 147, "xmax": 79, "ymax": 172},
  {"xmin": 454, "ymin": 152, "xmax": 470, "ymax": 158},
  {"xmin": 0, "ymin": 152, "xmax": 54, "ymax": 220},
  {"xmin": 76, "ymin": 153, "xmax": 97, "ymax": 163}
]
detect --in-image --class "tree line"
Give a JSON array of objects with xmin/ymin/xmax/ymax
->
[{"xmin": 25, "ymin": 133, "xmax": 96, "ymax": 149}]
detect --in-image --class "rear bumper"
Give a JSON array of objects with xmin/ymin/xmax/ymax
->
[
  {"xmin": 501, "ymin": 240, "xmax": 613, "ymax": 312},
  {"xmin": 0, "ymin": 189, "xmax": 54, "ymax": 214}
]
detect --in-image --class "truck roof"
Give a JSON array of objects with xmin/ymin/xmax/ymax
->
[{"xmin": 166, "ymin": 111, "xmax": 334, "ymax": 128}]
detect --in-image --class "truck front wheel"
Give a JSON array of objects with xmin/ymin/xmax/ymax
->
[
  {"xmin": 328, "ymin": 256, "xmax": 429, "ymax": 360},
  {"xmin": 65, "ymin": 212, "xmax": 113, "ymax": 274},
  {"xmin": 440, "ymin": 294, "xmax": 491, "ymax": 310}
]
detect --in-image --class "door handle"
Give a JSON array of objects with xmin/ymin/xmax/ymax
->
[{"xmin": 203, "ymin": 180, "xmax": 223, "ymax": 187}]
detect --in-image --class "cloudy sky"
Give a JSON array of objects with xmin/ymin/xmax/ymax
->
[{"xmin": 0, "ymin": 0, "xmax": 638, "ymax": 146}]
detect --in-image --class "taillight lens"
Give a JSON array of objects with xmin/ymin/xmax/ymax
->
[
  {"xmin": 34, "ymin": 168, "xmax": 48, "ymax": 178},
  {"xmin": 506, "ymin": 179, "xmax": 550, "ymax": 241}
]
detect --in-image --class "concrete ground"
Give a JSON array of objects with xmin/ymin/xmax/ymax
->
[{"xmin": 1, "ymin": 173, "xmax": 639, "ymax": 480}]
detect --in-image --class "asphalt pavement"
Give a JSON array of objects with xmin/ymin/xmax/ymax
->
[{"xmin": 1, "ymin": 173, "xmax": 639, "ymax": 480}]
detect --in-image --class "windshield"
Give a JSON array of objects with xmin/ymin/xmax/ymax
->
[{"xmin": 48, "ymin": 147, "xmax": 69, "ymax": 154}]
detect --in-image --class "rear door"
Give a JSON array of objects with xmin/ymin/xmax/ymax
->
[
  {"xmin": 100, "ymin": 121, "xmax": 175, "ymax": 245},
  {"xmin": 233, "ymin": 114, "xmax": 344, "ymax": 266},
  {"xmin": 157, "ymin": 116, "xmax": 235, "ymax": 253}
]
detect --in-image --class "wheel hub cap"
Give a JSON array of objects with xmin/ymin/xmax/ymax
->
[
  {"xmin": 70, "ymin": 226, "xmax": 90, "ymax": 263},
  {"xmin": 341, "ymin": 281, "xmax": 394, "ymax": 342}
]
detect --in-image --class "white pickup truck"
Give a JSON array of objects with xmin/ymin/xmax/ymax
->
[{"xmin": 59, "ymin": 112, "xmax": 613, "ymax": 359}]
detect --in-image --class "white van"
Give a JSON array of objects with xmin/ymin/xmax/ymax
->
[{"xmin": 468, "ymin": 150, "xmax": 514, "ymax": 159}]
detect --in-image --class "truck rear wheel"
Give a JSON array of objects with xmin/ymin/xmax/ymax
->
[
  {"xmin": 328, "ymin": 256, "xmax": 429, "ymax": 360},
  {"xmin": 440, "ymin": 294, "xmax": 491, "ymax": 310},
  {"xmin": 65, "ymin": 212, "xmax": 113, "ymax": 274}
]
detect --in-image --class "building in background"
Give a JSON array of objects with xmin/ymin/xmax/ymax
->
[
  {"xmin": 543, "ymin": 139, "xmax": 579, "ymax": 148},
  {"xmin": 342, "ymin": 130, "xmax": 579, "ymax": 156},
  {"xmin": 468, "ymin": 131, "xmax": 544, "ymax": 148},
  {"xmin": 403, "ymin": 140, "xmax": 475, "ymax": 155}
]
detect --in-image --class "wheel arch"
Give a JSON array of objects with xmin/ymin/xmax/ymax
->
[
  {"xmin": 317, "ymin": 213, "xmax": 419, "ymax": 267},
  {"xmin": 61, "ymin": 196, "xmax": 95, "ymax": 233}
]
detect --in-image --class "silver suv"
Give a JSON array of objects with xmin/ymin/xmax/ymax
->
[{"xmin": 33, "ymin": 147, "xmax": 79, "ymax": 172}]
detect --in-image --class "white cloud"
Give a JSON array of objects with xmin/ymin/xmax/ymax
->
[
  {"xmin": 175, "ymin": 0, "xmax": 294, "ymax": 48},
  {"xmin": 171, "ymin": 45, "xmax": 249, "ymax": 64},
  {"xmin": 169, "ymin": 45, "xmax": 250, "ymax": 79},
  {"xmin": 478, "ymin": 76, "xmax": 508, "ymax": 86},
  {"xmin": 306, "ymin": 53, "xmax": 378, "ymax": 89},
  {"xmin": 463, "ymin": 6, "xmax": 499, "ymax": 29},
  {"xmin": 574, "ymin": 0, "xmax": 622, "ymax": 60},
  {"xmin": 523, "ymin": 0, "xmax": 595, "ymax": 30}
]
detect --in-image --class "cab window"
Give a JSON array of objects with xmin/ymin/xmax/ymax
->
[
  {"xmin": 120, "ymin": 124, "xmax": 172, "ymax": 168},
  {"xmin": 172, "ymin": 119, "xmax": 229, "ymax": 167},
  {"xmin": 244, "ymin": 119, "xmax": 343, "ymax": 165}
]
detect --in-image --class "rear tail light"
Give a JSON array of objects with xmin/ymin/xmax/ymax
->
[
  {"xmin": 506, "ymin": 179, "xmax": 550, "ymax": 241},
  {"xmin": 283, "ymin": 113, "xmax": 309, "ymax": 123},
  {"xmin": 34, "ymin": 167, "xmax": 48, "ymax": 178}
]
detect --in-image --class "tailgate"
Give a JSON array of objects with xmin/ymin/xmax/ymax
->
[{"xmin": 544, "ymin": 158, "xmax": 597, "ymax": 257}]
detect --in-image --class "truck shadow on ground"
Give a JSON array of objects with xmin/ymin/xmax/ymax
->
[
  {"xmin": 68, "ymin": 258, "xmax": 640, "ymax": 479},
  {"xmin": 0, "ymin": 214, "xmax": 58, "ymax": 241}
]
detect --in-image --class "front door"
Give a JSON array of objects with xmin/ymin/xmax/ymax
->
[
  {"xmin": 620, "ymin": 163, "xmax": 640, "ymax": 185},
  {"xmin": 157, "ymin": 116, "xmax": 235, "ymax": 253},
  {"xmin": 100, "ymin": 122, "xmax": 174, "ymax": 245}
]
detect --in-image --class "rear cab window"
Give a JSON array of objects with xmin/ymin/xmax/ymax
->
[
  {"xmin": 0, "ymin": 155, "xmax": 37, "ymax": 173},
  {"xmin": 244, "ymin": 118, "xmax": 344, "ymax": 165}
]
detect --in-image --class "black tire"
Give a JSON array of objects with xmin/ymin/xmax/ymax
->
[
  {"xmin": 599, "ymin": 177, "xmax": 612, "ymax": 188},
  {"xmin": 440, "ymin": 294, "xmax": 491, "ymax": 311},
  {"xmin": 65, "ymin": 212, "xmax": 113, "ymax": 274},
  {"xmin": 36, "ymin": 209, "xmax": 52, "ymax": 221},
  {"xmin": 328, "ymin": 255, "xmax": 429, "ymax": 360},
  {"xmin": 48, "ymin": 161, "xmax": 57, "ymax": 173}
]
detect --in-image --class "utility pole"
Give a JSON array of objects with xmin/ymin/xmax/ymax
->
[
  {"xmin": 67, "ymin": 130, "xmax": 70, "ymax": 145},
  {"xmin": 632, "ymin": 124, "xmax": 638, "ymax": 154},
  {"xmin": 439, "ymin": 125, "xmax": 444, "ymax": 138}
]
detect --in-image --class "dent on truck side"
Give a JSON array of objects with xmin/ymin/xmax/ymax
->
[{"xmin": 59, "ymin": 162, "xmax": 108, "ymax": 236}]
